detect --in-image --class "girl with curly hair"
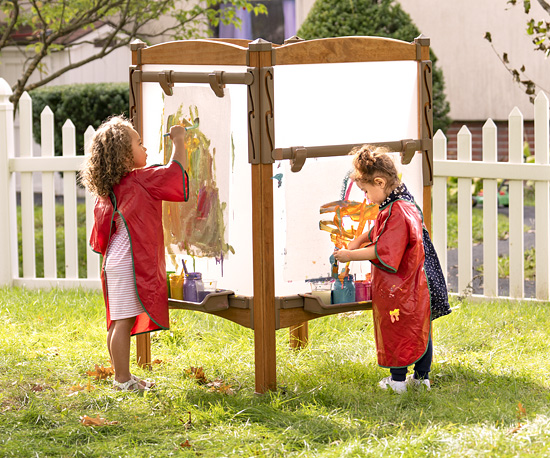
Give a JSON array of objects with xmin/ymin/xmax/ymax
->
[
  {"xmin": 334, "ymin": 145, "xmax": 449, "ymax": 394},
  {"xmin": 81, "ymin": 116, "xmax": 189, "ymax": 391}
]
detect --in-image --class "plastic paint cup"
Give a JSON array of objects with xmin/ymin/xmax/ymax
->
[
  {"xmin": 169, "ymin": 273, "xmax": 184, "ymax": 300},
  {"xmin": 310, "ymin": 280, "xmax": 333, "ymax": 305}
]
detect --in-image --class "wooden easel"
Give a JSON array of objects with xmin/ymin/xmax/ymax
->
[{"xmin": 129, "ymin": 35, "xmax": 433, "ymax": 393}]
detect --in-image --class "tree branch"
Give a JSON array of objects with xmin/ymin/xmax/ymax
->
[
  {"xmin": 0, "ymin": 0, "xmax": 19, "ymax": 49},
  {"xmin": 536, "ymin": 0, "xmax": 550, "ymax": 15}
]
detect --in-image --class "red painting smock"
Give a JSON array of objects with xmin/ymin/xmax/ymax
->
[
  {"xmin": 369, "ymin": 199, "xmax": 431, "ymax": 368},
  {"xmin": 90, "ymin": 160, "xmax": 189, "ymax": 336}
]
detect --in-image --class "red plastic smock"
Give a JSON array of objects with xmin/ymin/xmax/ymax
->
[
  {"xmin": 90, "ymin": 161, "xmax": 189, "ymax": 336},
  {"xmin": 369, "ymin": 200, "xmax": 431, "ymax": 368}
]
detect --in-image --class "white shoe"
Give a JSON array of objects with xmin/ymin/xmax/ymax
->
[
  {"xmin": 406, "ymin": 374, "xmax": 431, "ymax": 391},
  {"xmin": 378, "ymin": 376, "xmax": 407, "ymax": 394}
]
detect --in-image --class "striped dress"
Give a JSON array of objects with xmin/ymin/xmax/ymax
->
[{"xmin": 104, "ymin": 213, "xmax": 143, "ymax": 320}]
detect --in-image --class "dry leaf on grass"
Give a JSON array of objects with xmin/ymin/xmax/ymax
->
[
  {"xmin": 180, "ymin": 440, "xmax": 191, "ymax": 448},
  {"xmin": 508, "ymin": 402, "xmax": 528, "ymax": 434},
  {"xmin": 86, "ymin": 364, "xmax": 114, "ymax": 380},
  {"xmin": 185, "ymin": 367, "xmax": 235, "ymax": 394},
  {"xmin": 206, "ymin": 378, "xmax": 234, "ymax": 395},
  {"xmin": 69, "ymin": 380, "xmax": 95, "ymax": 393},
  {"xmin": 185, "ymin": 366, "xmax": 208, "ymax": 384},
  {"xmin": 80, "ymin": 415, "xmax": 118, "ymax": 426},
  {"xmin": 517, "ymin": 402, "xmax": 527, "ymax": 419}
]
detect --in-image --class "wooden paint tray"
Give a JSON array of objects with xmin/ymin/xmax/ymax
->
[
  {"xmin": 169, "ymin": 289, "xmax": 234, "ymax": 312},
  {"xmin": 300, "ymin": 293, "xmax": 372, "ymax": 315}
]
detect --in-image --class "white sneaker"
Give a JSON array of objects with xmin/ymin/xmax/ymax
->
[
  {"xmin": 378, "ymin": 376, "xmax": 407, "ymax": 394},
  {"xmin": 406, "ymin": 374, "xmax": 431, "ymax": 391}
]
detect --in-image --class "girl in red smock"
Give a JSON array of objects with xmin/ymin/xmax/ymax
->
[
  {"xmin": 334, "ymin": 145, "xmax": 449, "ymax": 393},
  {"xmin": 81, "ymin": 116, "xmax": 189, "ymax": 391}
]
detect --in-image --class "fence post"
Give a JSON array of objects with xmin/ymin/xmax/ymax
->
[
  {"xmin": 508, "ymin": 107, "xmax": 524, "ymax": 299},
  {"xmin": 457, "ymin": 125, "xmax": 473, "ymax": 295},
  {"xmin": 482, "ymin": 119, "xmax": 498, "ymax": 298},
  {"xmin": 432, "ymin": 129, "xmax": 447, "ymax": 279},
  {"xmin": 19, "ymin": 92, "xmax": 36, "ymax": 279},
  {"xmin": 534, "ymin": 92, "xmax": 550, "ymax": 300},
  {"xmin": 0, "ymin": 78, "xmax": 17, "ymax": 286}
]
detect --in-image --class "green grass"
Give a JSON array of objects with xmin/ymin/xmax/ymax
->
[{"xmin": 2, "ymin": 287, "xmax": 550, "ymax": 457}]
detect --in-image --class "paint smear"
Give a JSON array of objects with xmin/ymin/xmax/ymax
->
[{"xmin": 162, "ymin": 105, "xmax": 234, "ymax": 262}]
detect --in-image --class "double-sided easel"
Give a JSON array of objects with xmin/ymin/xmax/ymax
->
[{"xmin": 129, "ymin": 35, "xmax": 433, "ymax": 393}]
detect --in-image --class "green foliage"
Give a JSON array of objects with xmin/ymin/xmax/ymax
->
[
  {"xmin": 3, "ymin": 290, "xmax": 550, "ymax": 456},
  {"xmin": 29, "ymin": 84, "xmax": 129, "ymax": 156},
  {"xmin": 1, "ymin": 0, "xmax": 267, "ymax": 109},
  {"xmin": 297, "ymin": 0, "xmax": 452, "ymax": 133}
]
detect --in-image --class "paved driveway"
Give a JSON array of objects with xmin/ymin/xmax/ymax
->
[{"xmin": 446, "ymin": 206, "xmax": 537, "ymax": 298}]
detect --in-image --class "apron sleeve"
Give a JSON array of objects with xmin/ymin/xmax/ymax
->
[
  {"xmin": 137, "ymin": 160, "xmax": 189, "ymax": 202},
  {"xmin": 89, "ymin": 196, "xmax": 114, "ymax": 255}
]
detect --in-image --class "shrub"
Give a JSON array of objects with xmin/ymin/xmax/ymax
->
[
  {"xmin": 29, "ymin": 83, "xmax": 129, "ymax": 156},
  {"xmin": 297, "ymin": 0, "xmax": 452, "ymax": 133}
]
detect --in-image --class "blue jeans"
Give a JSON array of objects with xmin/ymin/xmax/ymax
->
[{"xmin": 390, "ymin": 338, "xmax": 433, "ymax": 382}]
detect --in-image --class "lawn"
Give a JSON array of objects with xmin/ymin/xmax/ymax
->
[{"xmin": 1, "ymin": 288, "xmax": 550, "ymax": 457}]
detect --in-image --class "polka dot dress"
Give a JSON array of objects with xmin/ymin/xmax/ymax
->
[{"xmin": 380, "ymin": 183, "xmax": 451, "ymax": 320}]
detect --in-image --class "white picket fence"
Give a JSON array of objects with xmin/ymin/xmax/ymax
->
[
  {"xmin": 0, "ymin": 78, "xmax": 101, "ymax": 289},
  {"xmin": 1, "ymin": 77, "xmax": 549, "ymax": 301},
  {"xmin": 432, "ymin": 92, "xmax": 550, "ymax": 302}
]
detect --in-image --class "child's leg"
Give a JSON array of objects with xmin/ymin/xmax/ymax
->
[
  {"xmin": 412, "ymin": 337, "xmax": 433, "ymax": 379},
  {"xmin": 390, "ymin": 367, "xmax": 407, "ymax": 382},
  {"xmin": 108, "ymin": 317, "xmax": 137, "ymax": 383}
]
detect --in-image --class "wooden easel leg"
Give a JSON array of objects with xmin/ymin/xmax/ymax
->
[
  {"xmin": 252, "ymin": 163, "xmax": 277, "ymax": 394},
  {"xmin": 289, "ymin": 322, "xmax": 309, "ymax": 349},
  {"xmin": 136, "ymin": 333, "xmax": 151, "ymax": 369}
]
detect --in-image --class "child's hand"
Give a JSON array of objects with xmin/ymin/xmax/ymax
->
[
  {"xmin": 333, "ymin": 249, "xmax": 352, "ymax": 262},
  {"xmin": 169, "ymin": 125, "xmax": 186, "ymax": 142}
]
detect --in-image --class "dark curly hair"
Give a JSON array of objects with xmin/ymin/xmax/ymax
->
[
  {"xmin": 80, "ymin": 115, "xmax": 135, "ymax": 197},
  {"xmin": 350, "ymin": 144, "xmax": 400, "ymax": 192}
]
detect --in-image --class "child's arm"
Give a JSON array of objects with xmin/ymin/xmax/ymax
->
[
  {"xmin": 168, "ymin": 125, "xmax": 188, "ymax": 169},
  {"xmin": 347, "ymin": 231, "xmax": 371, "ymax": 250},
  {"xmin": 334, "ymin": 245, "xmax": 376, "ymax": 262}
]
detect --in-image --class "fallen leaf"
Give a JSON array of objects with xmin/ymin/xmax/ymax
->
[
  {"xmin": 508, "ymin": 423, "xmax": 523, "ymax": 434},
  {"xmin": 152, "ymin": 359, "xmax": 163, "ymax": 365},
  {"xmin": 206, "ymin": 378, "xmax": 234, "ymax": 395},
  {"xmin": 70, "ymin": 382, "xmax": 95, "ymax": 393},
  {"xmin": 180, "ymin": 440, "xmax": 191, "ymax": 448},
  {"xmin": 80, "ymin": 415, "xmax": 118, "ymax": 426},
  {"xmin": 185, "ymin": 367, "xmax": 208, "ymax": 384},
  {"xmin": 517, "ymin": 402, "xmax": 527, "ymax": 419},
  {"xmin": 86, "ymin": 364, "xmax": 114, "ymax": 380}
]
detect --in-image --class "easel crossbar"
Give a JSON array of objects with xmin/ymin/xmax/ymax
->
[
  {"xmin": 140, "ymin": 70, "xmax": 254, "ymax": 85},
  {"xmin": 272, "ymin": 139, "xmax": 429, "ymax": 171}
]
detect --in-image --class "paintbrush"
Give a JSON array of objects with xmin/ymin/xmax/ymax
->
[
  {"xmin": 181, "ymin": 258, "xmax": 189, "ymax": 276},
  {"xmin": 163, "ymin": 117, "xmax": 200, "ymax": 137}
]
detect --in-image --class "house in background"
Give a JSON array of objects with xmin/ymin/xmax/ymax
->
[
  {"xmin": 295, "ymin": 0, "xmax": 550, "ymax": 160},
  {"xmin": 2, "ymin": 0, "xmax": 548, "ymax": 163},
  {"xmin": 0, "ymin": 22, "xmax": 131, "ymax": 88}
]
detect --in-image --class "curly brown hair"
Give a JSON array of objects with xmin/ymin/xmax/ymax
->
[
  {"xmin": 80, "ymin": 116, "xmax": 135, "ymax": 197},
  {"xmin": 350, "ymin": 144, "xmax": 400, "ymax": 191}
]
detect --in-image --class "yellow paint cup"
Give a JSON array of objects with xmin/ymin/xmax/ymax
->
[{"xmin": 169, "ymin": 273, "xmax": 184, "ymax": 300}]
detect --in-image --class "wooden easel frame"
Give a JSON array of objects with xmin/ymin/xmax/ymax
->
[{"xmin": 129, "ymin": 35, "xmax": 433, "ymax": 393}]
